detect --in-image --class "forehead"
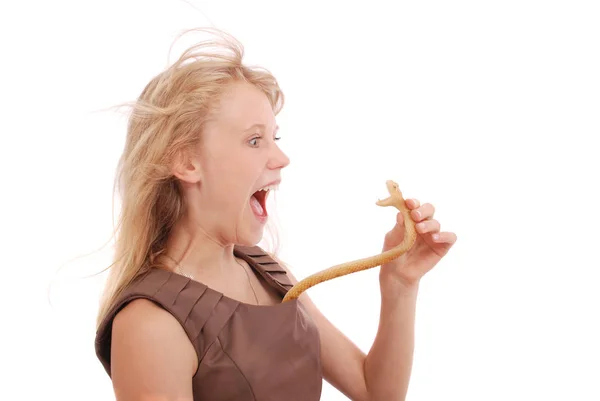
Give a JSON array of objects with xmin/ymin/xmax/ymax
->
[{"xmin": 210, "ymin": 81, "xmax": 276, "ymax": 132}]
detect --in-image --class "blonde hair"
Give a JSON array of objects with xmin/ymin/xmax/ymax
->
[{"xmin": 96, "ymin": 27, "xmax": 285, "ymax": 329}]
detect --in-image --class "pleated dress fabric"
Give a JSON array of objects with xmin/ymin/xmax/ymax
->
[{"xmin": 95, "ymin": 245, "xmax": 323, "ymax": 401}]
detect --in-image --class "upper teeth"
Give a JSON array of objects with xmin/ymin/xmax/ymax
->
[{"xmin": 258, "ymin": 184, "xmax": 279, "ymax": 192}]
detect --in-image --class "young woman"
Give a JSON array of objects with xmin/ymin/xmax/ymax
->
[{"xmin": 94, "ymin": 27, "xmax": 457, "ymax": 401}]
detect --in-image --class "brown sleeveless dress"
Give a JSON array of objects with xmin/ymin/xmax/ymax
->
[{"xmin": 95, "ymin": 245, "xmax": 323, "ymax": 400}]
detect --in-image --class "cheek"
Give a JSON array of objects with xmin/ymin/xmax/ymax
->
[{"xmin": 203, "ymin": 152, "xmax": 265, "ymax": 197}]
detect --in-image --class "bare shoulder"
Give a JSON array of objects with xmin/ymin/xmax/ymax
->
[{"xmin": 111, "ymin": 298, "xmax": 198, "ymax": 401}]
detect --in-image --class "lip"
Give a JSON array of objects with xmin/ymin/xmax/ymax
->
[{"xmin": 254, "ymin": 179, "xmax": 281, "ymax": 193}]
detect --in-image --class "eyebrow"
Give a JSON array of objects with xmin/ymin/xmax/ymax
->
[{"xmin": 244, "ymin": 123, "xmax": 279, "ymax": 133}]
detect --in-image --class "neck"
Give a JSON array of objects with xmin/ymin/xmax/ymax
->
[{"xmin": 163, "ymin": 216, "xmax": 239, "ymax": 278}]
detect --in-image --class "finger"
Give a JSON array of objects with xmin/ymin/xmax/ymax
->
[
  {"xmin": 385, "ymin": 212, "xmax": 406, "ymax": 245},
  {"xmin": 385, "ymin": 225, "xmax": 405, "ymax": 247},
  {"xmin": 416, "ymin": 219, "xmax": 441, "ymax": 234},
  {"xmin": 411, "ymin": 202, "xmax": 435, "ymax": 221},
  {"xmin": 396, "ymin": 211, "xmax": 404, "ymax": 224},
  {"xmin": 405, "ymin": 198, "xmax": 420, "ymax": 209},
  {"xmin": 432, "ymin": 231, "xmax": 457, "ymax": 244}
]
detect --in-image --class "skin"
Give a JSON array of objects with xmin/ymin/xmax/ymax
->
[{"xmin": 110, "ymin": 80, "xmax": 458, "ymax": 401}]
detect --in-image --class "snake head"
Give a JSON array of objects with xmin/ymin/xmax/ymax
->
[
  {"xmin": 376, "ymin": 180, "xmax": 404, "ymax": 206},
  {"xmin": 385, "ymin": 180, "xmax": 401, "ymax": 195},
  {"xmin": 386, "ymin": 180, "xmax": 405, "ymax": 201}
]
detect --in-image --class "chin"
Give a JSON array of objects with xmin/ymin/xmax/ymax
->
[
  {"xmin": 235, "ymin": 229, "xmax": 264, "ymax": 247},
  {"xmin": 233, "ymin": 209, "xmax": 268, "ymax": 246}
]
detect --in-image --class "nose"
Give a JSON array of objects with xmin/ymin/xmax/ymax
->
[{"xmin": 267, "ymin": 141, "xmax": 290, "ymax": 170}]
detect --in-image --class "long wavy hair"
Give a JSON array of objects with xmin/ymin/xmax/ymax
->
[{"xmin": 96, "ymin": 27, "xmax": 285, "ymax": 329}]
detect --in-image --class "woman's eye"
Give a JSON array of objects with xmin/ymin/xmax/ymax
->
[{"xmin": 250, "ymin": 135, "xmax": 280, "ymax": 146}]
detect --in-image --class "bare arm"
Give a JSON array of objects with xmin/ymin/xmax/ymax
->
[
  {"xmin": 294, "ymin": 285, "xmax": 371, "ymax": 401},
  {"xmin": 274, "ymin": 255, "xmax": 418, "ymax": 401},
  {"xmin": 110, "ymin": 299, "xmax": 198, "ymax": 401},
  {"xmin": 363, "ymin": 281, "xmax": 419, "ymax": 401}
]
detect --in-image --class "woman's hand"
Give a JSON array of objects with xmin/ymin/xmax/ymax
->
[{"xmin": 379, "ymin": 198, "xmax": 457, "ymax": 291}]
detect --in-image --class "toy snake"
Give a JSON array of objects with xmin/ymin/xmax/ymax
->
[{"xmin": 282, "ymin": 180, "xmax": 418, "ymax": 302}]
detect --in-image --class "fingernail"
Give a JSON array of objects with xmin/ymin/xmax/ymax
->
[
  {"xmin": 432, "ymin": 234, "xmax": 439, "ymax": 240},
  {"xmin": 413, "ymin": 210, "xmax": 421, "ymax": 220}
]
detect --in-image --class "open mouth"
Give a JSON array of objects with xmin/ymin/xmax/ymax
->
[
  {"xmin": 249, "ymin": 182, "xmax": 279, "ymax": 220},
  {"xmin": 250, "ymin": 189, "xmax": 269, "ymax": 218}
]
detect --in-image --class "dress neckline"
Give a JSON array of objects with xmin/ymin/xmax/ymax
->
[{"xmin": 155, "ymin": 244, "xmax": 299, "ymax": 310}]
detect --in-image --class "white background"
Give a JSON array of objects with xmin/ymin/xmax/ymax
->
[{"xmin": 1, "ymin": 1, "xmax": 599, "ymax": 400}]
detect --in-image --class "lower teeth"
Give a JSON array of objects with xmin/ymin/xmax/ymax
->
[{"xmin": 251, "ymin": 195, "xmax": 264, "ymax": 216}]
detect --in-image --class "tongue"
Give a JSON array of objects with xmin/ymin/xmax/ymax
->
[{"xmin": 250, "ymin": 195, "xmax": 265, "ymax": 216}]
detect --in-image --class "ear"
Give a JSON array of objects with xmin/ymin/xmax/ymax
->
[{"xmin": 171, "ymin": 149, "xmax": 202, "ymax": 184}]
